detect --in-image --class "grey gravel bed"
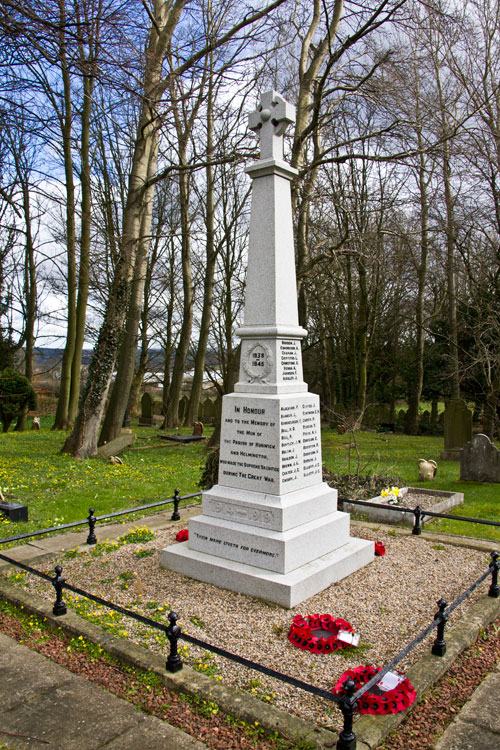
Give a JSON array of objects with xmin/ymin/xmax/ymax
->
[
  {"xmin": 16, "ymin": 525, "xmax": 491, "ymax": 732},
  {"xmin": 389, "ymin": 491, "xmax": 450, "ymax": 510}
]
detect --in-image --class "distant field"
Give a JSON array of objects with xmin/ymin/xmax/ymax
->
[{"xmin": 0, "ymin": 417, "xmax": 499, "ymax": 542}]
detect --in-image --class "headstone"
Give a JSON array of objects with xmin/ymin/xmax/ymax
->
[
  {"xmin": 460, "ymin": 434, "xmax": 500, "ymax": 482},
  {"xmin": 193, "ymin": 421, "xmax": 203, "ymax": 436},
  {"xmin": 139, "ymin": 393, "xmax": 154, "ymax": 425},
  {"xmin": 440, "ymin": 398, "xmax": 472, "ymax": 460},
  {"xmin": 31, "ymin": 416, "xmax": 40, "ymax": 430},
  {"xmin": 201, "ymin": 397, "xmax": 217, "ymax": 423},
  {"xmin": 161, "ymin": 91, "xmax": 373, "ymax": 608},
  {"xmin": 364, "ymin": 404, "xmax": 391, "ymax": 429},
  {"xmin": 178, "ymin": 395, "xmax": 189, "ymax": 422}
]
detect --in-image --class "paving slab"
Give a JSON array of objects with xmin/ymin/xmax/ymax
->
[
  {"xmin": 456, "ymin": 669, "xmax": 500, "ymax": 734},
  {"xmin": 433, "ymin": 661, "xmax": 500, "ymax": 749},
  {"xmin": 0, "ymin": 633, "xmax": 206, "ymax": 750},
  {"xmin": 433, "ymin": 717, "xmax": 500, "ymax": 750}
]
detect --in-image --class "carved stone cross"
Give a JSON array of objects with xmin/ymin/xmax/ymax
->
[{"xmin": 248, "ymin": 90, "xmax": 295, "ymax": 161}]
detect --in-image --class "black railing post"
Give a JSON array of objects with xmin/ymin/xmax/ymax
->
[
  {"xmin": 166, "ymin": 611, "xmax": 183, "ymax": 672},
  {"xmin": 431, "ymin": 598, "xmax": 448, "ymax": 656},
  {"xmin": 171, "ymin": 488, "xmax": 181, "ymax": 521},
  {"xmin": 488, "ymin": 551, "xmax": 500, "ymax": 598},
  {"xmin": 412, "ymin": 505, "xmax": 422, "ymax": 535},
  {"xmin": 336, "ymin": 678, "xmax": 357, "ymax": 750},
  {"xmin": 52, "ymin": 565, "xmax": 67, "ymax": 616},
  {"xmin": 86, "ymin": 507, "xmax": 97, "ymax": 545}
]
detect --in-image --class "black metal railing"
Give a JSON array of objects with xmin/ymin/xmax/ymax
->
[
  {"xmin": 2, "ymin": 487, "xmax": 498, "ymax": 550},
  {"xmin": 339, "ymin": 496, "xmax": 500, "ymax": 536},
  {"xmin": 0, "ymin": 547, "xmax": 498, "ymax": 749},
  {"xmin": 0, "ymin": 488, "xmax": 201, "ymax": 548}
]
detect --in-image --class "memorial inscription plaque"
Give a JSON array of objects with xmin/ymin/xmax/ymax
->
[{"xmin": 161, "ymin": 91, "xmax": 373, "ymax": 607}]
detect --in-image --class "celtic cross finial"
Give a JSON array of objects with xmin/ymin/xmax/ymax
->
[{"xmin": 248, "ymin": 91, "xmax": 295, "ymax": 161}]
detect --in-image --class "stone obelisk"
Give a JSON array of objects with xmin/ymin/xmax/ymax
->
[{"xmin": 161, "ymin": 91, "xmax": 373, "ymax": 607}]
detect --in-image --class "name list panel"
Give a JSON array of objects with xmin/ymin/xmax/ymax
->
[{"xmin": 219, "ymin": 394, "xmax": 322, "ymax": 494}]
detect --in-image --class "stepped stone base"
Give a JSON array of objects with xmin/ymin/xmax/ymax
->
[
  {"xmin": 160, "ymin": 537, "xmax": 374, "ymax": 608},
  {"xmin": 187, "ymin": 511, "xmax": 350, "ymax": 574},
  {"xmin": 202, "ymin": 482, "xmax": 337, "ymax": 532}
]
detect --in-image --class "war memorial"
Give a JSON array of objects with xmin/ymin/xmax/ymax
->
[{"xmin": 161, "ymin": 91, "xmax": 374, "ymax": 606}]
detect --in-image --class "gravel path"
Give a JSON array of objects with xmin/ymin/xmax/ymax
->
[{"xmin": 17, "ymin": 525, "xmax": 492, "ymax": 732}]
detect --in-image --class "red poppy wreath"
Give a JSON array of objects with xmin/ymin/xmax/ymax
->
[
  {"xmin": 333, "ymin": 665, "xmax": 416, "ymax": 715},
  {"xmin": 175, "ymin": 529, "xmax": 189, "ymax": 542},
  {"xmin": 288, "ymin": 614, "xmax": 356, "ymax": 654}
]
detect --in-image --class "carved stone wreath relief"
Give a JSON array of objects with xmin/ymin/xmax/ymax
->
[{"xmin": 242, "ymin": 343, "xmax": 272, "ymax": 383}]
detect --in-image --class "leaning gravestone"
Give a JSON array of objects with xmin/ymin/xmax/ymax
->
[
  {"xmin": 161, "ymin": 91, "xmax": 373, "ymax": 607},
  {"xmin": 97, "ymin": 433, "xmax": 135, "ymax": 459},
  {"xmin": 460, "ymin": 434, "xmax": 500, "ymax": 483},
  {"xmin": 440, "ymin": 398, "xmax": 472, "ymax": 460}
]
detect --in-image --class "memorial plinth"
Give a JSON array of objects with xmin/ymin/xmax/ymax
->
[{"xmin": 161, "ymin": 91, "xmax": 373, "ymax": 607}]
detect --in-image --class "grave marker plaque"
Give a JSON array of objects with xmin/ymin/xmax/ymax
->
[{"xmin": 161, "ymin": 91, "xmax": 373, "ymax": 607}]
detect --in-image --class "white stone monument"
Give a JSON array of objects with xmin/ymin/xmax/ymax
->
[{"xmin": 161, "ymin": 91, "xmax": 374, "ymax": 607}]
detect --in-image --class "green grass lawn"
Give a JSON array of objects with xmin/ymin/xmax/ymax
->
[
  {"xmin": 1, "ymin": 417, "xmax": 499, "ymax": 543},
  {"xmin": 322, "ymin": 430, "xmax": 500, "ymax": 541},
  {"xmin": 0, "ymin": 416, "xmax": 208, "ymax": 539}
]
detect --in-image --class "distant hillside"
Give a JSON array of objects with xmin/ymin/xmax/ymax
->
[
  {"xmin": 33, "ymin": 348, "xmax": 166, "ymax": 371},
  {"xmin": 33, "ymin": 348, "xmax": 93, "ymax": 369}
]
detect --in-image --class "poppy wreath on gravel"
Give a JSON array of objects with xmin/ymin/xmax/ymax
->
[
  {"xmin": 333, "ymin": 665, "xmax": 416, "ymax": 715},
  {"xmin": 287, "ymin": 614, "xmax": 355, "ymax": 654},
  {"xmin": 175, "ymin": 529, "xmax": 189, "ymax": 542},
  {"xmin": 374, "ymin": 541, "xmax": 386, "ymax": 556}
]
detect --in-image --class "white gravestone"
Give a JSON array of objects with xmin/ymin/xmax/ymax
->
[{"xmin": 161, "ymin": 91, "xmax": 374, "ymax": 607}]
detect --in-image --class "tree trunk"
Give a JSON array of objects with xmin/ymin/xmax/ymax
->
[
  {"xmin": 166, "ymin": 161, "xmax": 193, "ymax": 427},
  {"xmin": 186, "ymin": 77, "xmax": 216, "ymax": 426},
  {"xmin": 62, "ymin": 0, "xmax": 188, "ymax": 457},
  {"xmin": 319, "ymin": 307, "xmax": 333, "ymax": 412},
  {"xmin": 160, "ymin": 243, "xmax": 177, "ymax": 429},
  {"xmin": 68, "ymin": 65, "xmax": 94, "ymax": 427},
  {"xmin": 356, "ymin": 261, "xmax": 369, "ymax": 413},
  {"xmin": 407, "ymin": 126, "xmax": 430, "ymax": 435},
  {"xmin": 53, "ymin": 19, "xmax": 77, "ymax": 430},
  {"xmin": 15, "ymin": 178, "xmax": 37, "ymax": 432},
  {"xmin": 434, "ymin": 44, "xmax": 460, "ymax": 399},
  {"xmin": 99, "ymin": 132, "xmax": 158, "ymax": 445},
  {"xmin": 345, "ymin": 255, "xmax": 357, "ymax": 406}
]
